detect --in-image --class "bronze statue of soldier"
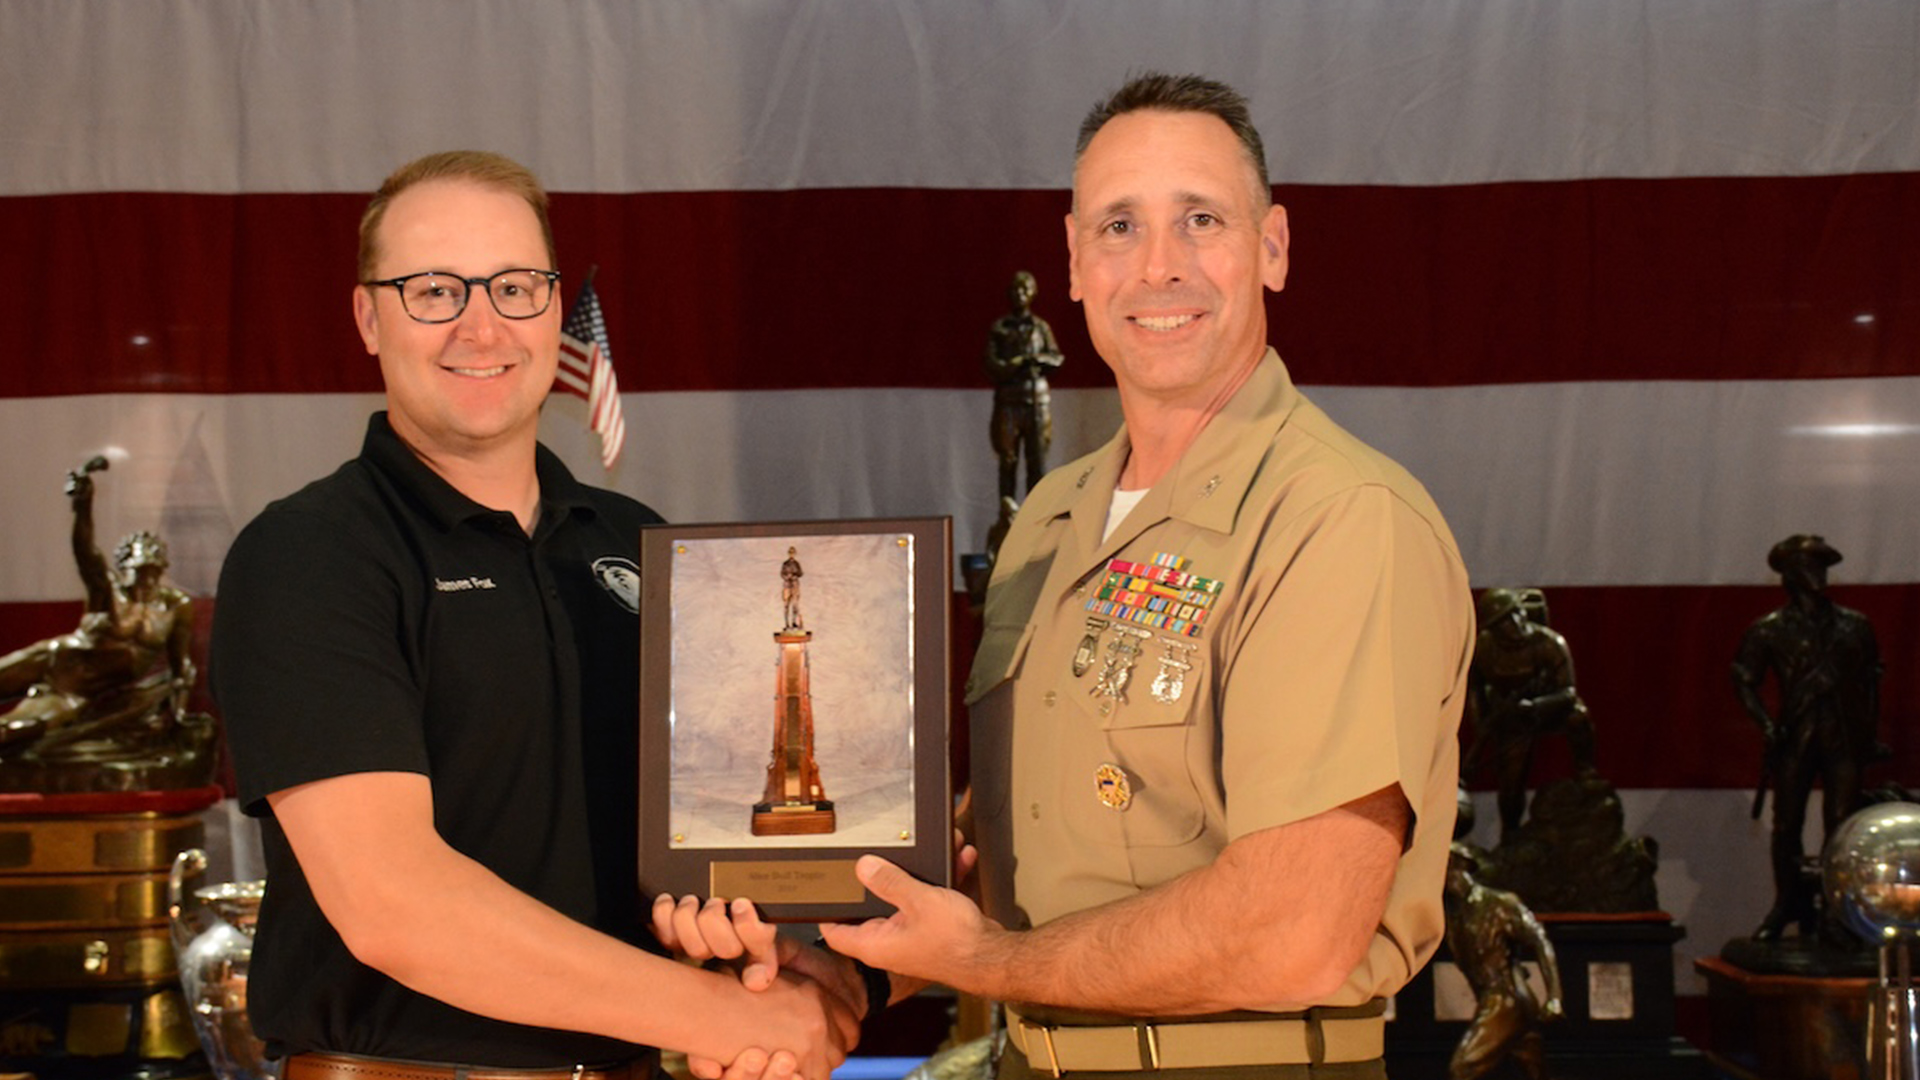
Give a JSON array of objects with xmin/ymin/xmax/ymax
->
[
  {"xmin": 1734, "ymin": 534, "xmax": 1883, "ymax": 942},
  {"xmin": 983, "ymin": 270, "xmax": 1064, "ymax": 506},
  {"xmin": 1465, "ymin": 587, "xmax": 1597, "ymax": 843},
  {"xmin": 0, "ymin": 457, "xmax": 213, "ymax": 789},
  {"xmin": 780, "ymin": 546, "xmax": 805, "ymax": 632},
  {"xmin": 1445, "ymin": 844, "xmax": 1565, "ymax": 1080}
]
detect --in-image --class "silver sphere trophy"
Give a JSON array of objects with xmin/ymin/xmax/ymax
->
[{"xmin": 1826, "ymin": 802, "xmax": 1920, "ymax": 1079}]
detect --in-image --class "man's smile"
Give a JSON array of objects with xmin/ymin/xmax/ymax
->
[{"xmin": 1132, "ymin": 314, "xmax": 1201, "ymax": 332}]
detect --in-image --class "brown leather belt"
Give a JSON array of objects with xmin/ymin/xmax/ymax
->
[
  {"xmin": 1004, "ymin": 1004, "xmax": 1384, "ymax": 1075},
  {"xmin": 285, "ymin": 1052, "xmax": 653, "ymax": 1080}
]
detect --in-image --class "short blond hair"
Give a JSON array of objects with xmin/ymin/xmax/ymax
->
[{"xmin": 357, "ymin": 150, "xmax": 556, "ymax": 282}]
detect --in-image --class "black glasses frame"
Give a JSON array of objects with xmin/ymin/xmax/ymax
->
[{"xmin": 361, "ymin": 269, "xmax": 563, "ymax": 324}]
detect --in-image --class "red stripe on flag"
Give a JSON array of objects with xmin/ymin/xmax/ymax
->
[{"xmin": 5, "ymin": 176, "xmax": 1917, "ymax": 397}]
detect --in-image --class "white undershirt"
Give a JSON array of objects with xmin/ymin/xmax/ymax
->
[{"xmin": 1103, "ymin": 487, "xmax": 1148, "ymax": 542}]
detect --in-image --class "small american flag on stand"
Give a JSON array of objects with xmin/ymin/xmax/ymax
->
[{"xmin": 555, "ymin": 271, "xmax": 626, "ymax": 469}]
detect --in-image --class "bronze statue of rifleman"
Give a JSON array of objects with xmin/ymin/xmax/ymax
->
[{"xmin": 1734, "ymin": 534, "xmax": 1882, "ymax": 942}]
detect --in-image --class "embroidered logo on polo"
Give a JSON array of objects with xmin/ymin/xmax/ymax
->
[{"xmin": 591, "ymin": 556, "xmax": 641, "ymax": 614}]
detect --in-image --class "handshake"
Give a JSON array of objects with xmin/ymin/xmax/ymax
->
[
  {"xmin": 649, "ymin": 890, "xmax": 867, "ymax": 1080},
  {"xmin": 647, "ymin": 842, "xmax": 984, "ymax": 1080}
]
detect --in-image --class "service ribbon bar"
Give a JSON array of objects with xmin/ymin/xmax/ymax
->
[{"xmin": 1085, "ymin": 553, "xmax": 1219, "ymax": 638}]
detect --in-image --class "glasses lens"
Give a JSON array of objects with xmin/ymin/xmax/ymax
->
[
  {"xmin": 487, "ymin": 270, "xmax": 553, "ymax": 319},
  {"xmin": 400, "ymin": 274, "xmax": 468, "ymax": 322}
]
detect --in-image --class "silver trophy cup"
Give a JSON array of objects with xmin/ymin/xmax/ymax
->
[{"xmin": 1826, "ymin": 802, "xmax": 1920, "ymax": 1080}]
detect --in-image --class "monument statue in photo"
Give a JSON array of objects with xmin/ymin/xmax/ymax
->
[{"xmin": 753, "ymin": 546, "xmax": 835, "ymax": 836}]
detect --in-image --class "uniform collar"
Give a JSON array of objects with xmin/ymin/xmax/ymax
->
[
  {"xmin": 360, "ymin": 411, "xmax": 596, "ymax": 533},
  {"xmin": 1034, "ymin": 349, "xmax": 1300, "ymax": 562}
]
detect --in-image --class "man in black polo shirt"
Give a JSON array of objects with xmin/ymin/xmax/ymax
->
[{"xmin": 212, "ymin": 151, "xmax": 854, "ymax": 1080}]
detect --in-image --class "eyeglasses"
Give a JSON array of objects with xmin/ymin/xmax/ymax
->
[{"xmin": 362, "ymin": 269, "xmax": 562, "ymax": 324}]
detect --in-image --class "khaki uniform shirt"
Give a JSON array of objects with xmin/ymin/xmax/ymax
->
[{"xmin": 965, "ymin": 350, "xmax": 1473, "ymax": 1009}]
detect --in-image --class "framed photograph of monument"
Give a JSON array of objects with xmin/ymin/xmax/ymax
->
[{"xmin": 636, "ymin": 517, "xmax": 952, "ymax": 921}]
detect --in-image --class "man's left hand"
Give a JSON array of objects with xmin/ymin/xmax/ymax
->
[
  {"xmin": 652, "ymin": 893, "xmax": 869, "ymax": 1080},
  {"xmin": 818, "ymin": 855, "xmax": 1002, "ymax": 994}
]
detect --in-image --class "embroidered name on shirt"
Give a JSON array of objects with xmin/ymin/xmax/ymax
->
[{"xmin": 434, "ymin": 576, "xmax": 498, "ymax": 592}]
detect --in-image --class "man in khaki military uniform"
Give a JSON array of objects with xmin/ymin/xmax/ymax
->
[{"xmin": 823, "ymin": 72, "xmax": 1473, "ymax": 1078}]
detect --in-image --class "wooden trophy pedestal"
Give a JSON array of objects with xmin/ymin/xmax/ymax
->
[
  {"xmin": 751, "ymin": 631, "xmax": 836, "ymax": 837},
  {"xmin": 750, "ymin": 801, "xmax": 837, "ymax": 836},
  {"xmin": 1696, "ymin": 953, "xmax": 1873, "ymax": 1080},
  {"xmin": 1388, "ymin": 913, "xmax": 1708, "ymax": 1079}
]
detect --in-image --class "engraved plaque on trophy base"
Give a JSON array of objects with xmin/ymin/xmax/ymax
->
[{"xmin": 749, "ymin": 802, "xmax": 837, "ymax": 836}]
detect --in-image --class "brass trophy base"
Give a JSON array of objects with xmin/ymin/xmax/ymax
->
[
  {"xmin": 0, "ymin": 788, "xmax": 218, "ymax": 1078},
  {"xmin": 751, "ymin": 800, "xmax": 836, "ymax": 836}
]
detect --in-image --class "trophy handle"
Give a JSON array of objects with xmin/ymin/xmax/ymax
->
[{"xmin": 169, "ymin": 847, "xmax": 209, "ymax": 957}]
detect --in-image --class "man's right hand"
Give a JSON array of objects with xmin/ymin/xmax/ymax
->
[{"xmin": 700, "ymin": 968, "xmax": 856, "ymax": 1080}]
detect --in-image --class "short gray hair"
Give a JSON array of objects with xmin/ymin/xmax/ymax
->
[{"xmin": 1075, "ymin": 72, "xmax": 1270, "ymax": 203}]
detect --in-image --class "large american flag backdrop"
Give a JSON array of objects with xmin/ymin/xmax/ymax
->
[{"xmin": 3, "ymin": 2, "xmax": 1916, "ymax": 992}]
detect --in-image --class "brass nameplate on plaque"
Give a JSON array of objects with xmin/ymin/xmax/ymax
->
[{"xmin": 710, "ymin": 860, "xmax": 864, "ymax": 904}]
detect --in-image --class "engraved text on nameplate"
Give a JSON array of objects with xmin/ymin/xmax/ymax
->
[{"xmin": 710, "ymin": 859, "xmax": 864, "ymax": 903}]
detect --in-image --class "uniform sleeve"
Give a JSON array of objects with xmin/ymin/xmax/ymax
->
[
  {"xmin": 1218, "ymin": 484, "xmax": 1471, "ymax": 842},
  {"xmin": 212, "ymin": 506, "xmax": 431, "ymax": 814}
]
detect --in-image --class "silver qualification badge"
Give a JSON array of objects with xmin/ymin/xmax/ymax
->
[
  {"xmin": 1150, "ymin": 639, "xmax": 1197, "ymax": 705},
  {"xmin": 1090, "ymin": 625, "xmax": 1150, "ymax": 704},
  {"xmin": 1072, "ymin": 617, "xmax": 1110, "ymax": 678}
]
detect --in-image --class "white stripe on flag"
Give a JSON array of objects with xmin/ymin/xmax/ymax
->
[
  {"xmin": 553, "ymin": 364, "xmax": 590, "ymax": 397},
  {"xmin": 7, "ymin": 1, "xmax": 1917, "ymax": 195}
]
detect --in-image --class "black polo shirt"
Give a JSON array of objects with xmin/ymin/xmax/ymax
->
[{"xmin": 213, "ymin": 412, "xmax": 664, "ymax": 1067}]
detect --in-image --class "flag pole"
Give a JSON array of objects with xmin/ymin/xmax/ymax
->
[{"xmin": 571, "ymin": 264, "xmax": 598, "ymax": 312}]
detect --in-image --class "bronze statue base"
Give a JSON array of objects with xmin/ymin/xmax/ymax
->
[
  {"xmin": 1482, "ymin": 774, "xmax": 1659, "ymax": 913},
  {"xmin": 751, "ymin": 801, "xmax": 836, "ymax": 836},
  {"xmin": 1697, "ymin": 953, "xmax": 1871, "ymax": 1080},
  {"xmin": 1389, "ymin": 914, "xmax": 1704, "ymax": 1079},
  {"xmin": 1719, "ymin": 934, "xmax": 1876, "ymax": 978},
  {"xmin": 0, "ymin": 713, "xmax": 219, "ymax": 795}
]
